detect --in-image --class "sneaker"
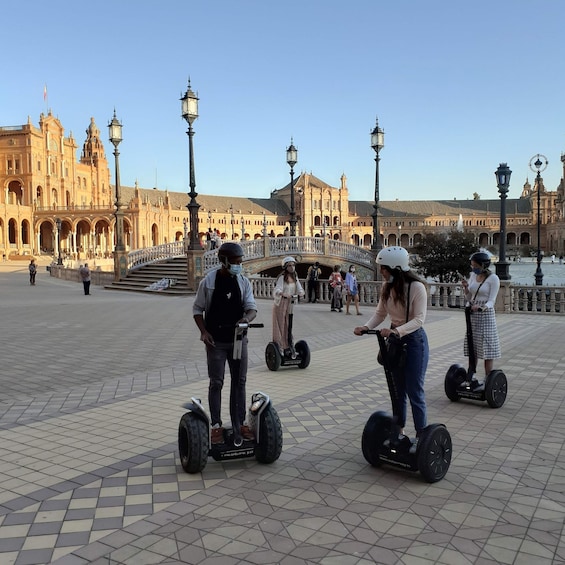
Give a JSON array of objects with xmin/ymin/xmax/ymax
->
[
  {"xmin": 409, "ymin": 435, "xmax": 420, "ymax": 455},
  {"xmin": 211, "ymin": 424, "xmax": 224, "ymax": 444},
  {"xmin": 357, "ymin": 312, "xmax": 362, "ymax": 315},
  {"xmin": 241, "ymin": 425, "xmax": 254, "ymax": 440},
  {"xmin": 331, "ymin": 308, "xmax": 336, "ymax": 312},
  {"xmin": 338, "ymin": 309, "xmax": 342, "ymax": 312}
]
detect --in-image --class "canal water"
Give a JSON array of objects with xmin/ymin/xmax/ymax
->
[{"xmin": 501, "ymin": 258, "xmax": 565, "ymax": 286}]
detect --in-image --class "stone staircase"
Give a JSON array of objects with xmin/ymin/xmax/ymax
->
[{"xmin": 105, "ymin": 257, "xmax": 194, "ymax": 296}]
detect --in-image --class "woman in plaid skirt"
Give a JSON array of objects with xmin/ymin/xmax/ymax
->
[{"xmin": 461, "ymin": 251, "xmax": 501, "ymax": 377}]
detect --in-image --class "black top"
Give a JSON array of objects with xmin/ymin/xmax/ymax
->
[{"xmin": 206, "ymin": 271, "xmax": 243, "ymax": 342}]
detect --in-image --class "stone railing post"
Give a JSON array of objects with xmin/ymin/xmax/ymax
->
[
  {"xmin": 496, "ymin": 281, "xmax": 512, "ymax": 313},
  {"xmin": 186, "ymin": 248, "xmax": 206, "ymax": 291}
]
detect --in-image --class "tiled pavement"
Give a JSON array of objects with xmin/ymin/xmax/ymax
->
[{"xmin": 1, "ymin": 263, "xmax": 565, "ymax": 564}]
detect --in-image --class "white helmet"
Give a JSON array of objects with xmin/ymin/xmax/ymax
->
[
  {"xmin": 376, "ymin": 246, "xmax": 410, "ymax": 271},
  {"xmin": 282, "ymin": 256, "xmax": 296, "ymax": 268}
]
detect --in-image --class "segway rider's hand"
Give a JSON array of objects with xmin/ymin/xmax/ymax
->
[
  {"xmin": 354, "ymin": 325, "xmax": 368, "ymax": 336},
  {"xmin": 200, "ymin": 329, "xmax": 215, "ymax": 347}
]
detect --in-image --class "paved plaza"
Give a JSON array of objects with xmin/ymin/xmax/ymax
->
[{"xmin": 1, "ymin": 262, "xmax": 565, "ymax": 565}]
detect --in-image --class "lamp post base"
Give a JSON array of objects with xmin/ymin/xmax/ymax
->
[
  {"xmin": 495, "ymin": 261, "xmax": 511, "ymax": 281},
  {"xmin": 534, "ymin": 266, "xmax": 544, "ymax": 286}
]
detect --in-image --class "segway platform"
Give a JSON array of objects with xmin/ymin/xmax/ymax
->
[
  {"xmin": 178, "ymin": 392, "xmax": 283, "ymax": 474},
  {"xmin": 361, "ymin": 330, "xmax": 452, "ymax": 483},
  {"xmin": 444, "ymin": 306, "xmax": 507, "ymax": 408},
  {"xmin": 266, "ymin": 295, "xmax": 310, "ymax": 371}
]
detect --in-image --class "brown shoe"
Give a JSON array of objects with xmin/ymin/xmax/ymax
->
[
  {"xmin": 211, "ymin": 426, "xmax": 225, "ymax": 444},
  {"xmin": 241, "ymin": 425, "xmax": 254, "ymax": 440}
]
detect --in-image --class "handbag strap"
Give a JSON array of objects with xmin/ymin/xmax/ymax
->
[
  {"xmin": 471, "ymin": 272, "xmax": 490, "ymax": 302},
  {"xmin": 405, "ymin": 281, "xmax": 412, "ymax": 323}
]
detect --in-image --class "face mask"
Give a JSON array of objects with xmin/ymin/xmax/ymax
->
[
  {"xmin": 472, "ymin": 267, "xmax": 482, "ymax": 275},
  {"xmin": 388, "ymin": 275, "xmax": 394, "ymax": 284},
  {"xmin": 286, "ymin": 265, "xmax": 295, "ymax": 272},
  {"xmin": 228, "ymin": 263, "xmax": 242, "ymax": 276},
  {"xmin": 350, "ymin": 268, "xmax": 355, "ymax": 273}
]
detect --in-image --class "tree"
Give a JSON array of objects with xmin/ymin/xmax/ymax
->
[
  {"xmin": 473, "ymin": 192, "xmax": 480, "ymax": 200},
  {"xmin": 413, "ymin": 230, "xmax": 478, "ymax": 283}
]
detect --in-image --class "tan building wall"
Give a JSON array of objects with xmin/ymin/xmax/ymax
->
[{"xmin": 1, "ymin": 112, "xmax": 565, "ymax": 260}]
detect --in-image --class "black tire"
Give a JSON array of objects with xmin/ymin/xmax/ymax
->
[
  {"xmin": 485, "ymin": 369, "xmax": 508, "ymax": 408},
  {"xmin": 361, "ymin": 411, "xmax": 392, "ymax": 467},
  {"xmin": 444, "ymin": 364, "xmax": 466, "ymax": 402},
  {"xmin": 295, "ymin": 340, "xmax": 311, "ymax": 369},
  {"xmin": 265, "ymin": 342, "xmax": 282, "ymax": 372},
  {"xmin": 255, "ymin": 404, "xmax": 283, "ymax": 464},
  {"xmin": 417, "ymin": 424, "xmax": 452, "ymax": 483},
  {"xmin": 178, "ymin": 412, "xmax": 209, "ymax": 474}
]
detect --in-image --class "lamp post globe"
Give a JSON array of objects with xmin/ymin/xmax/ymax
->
[
  {"xmin": 495, "ymin": 163, "xmax": 512, "ymax": 281},
  {"xmin": 529, "ymin": 154, "xmax": 548, "ymax": 285},
  {"xmin": 370, "ymin": 118, "xmax": 384, "ymax": 251},
  {"xmin": 181, "ymin": 79, "xmax": 201, "ymax": 250},
  {"xmin": 286, "ymin": 139, "xmax": 298, "ymax": 237}
]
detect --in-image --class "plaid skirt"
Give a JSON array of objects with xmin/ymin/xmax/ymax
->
[{"xmin": 463, "ymin": 308, "xmax": 501, "ymax": 360}]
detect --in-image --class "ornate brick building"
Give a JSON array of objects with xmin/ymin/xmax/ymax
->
[{"xmin": 1, "ymin": 112, "xmax": 564, "ymax": 260}]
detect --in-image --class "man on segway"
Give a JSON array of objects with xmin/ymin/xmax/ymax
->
[{"xmin": 193, "ymin": 242, "xmax": 257, "ymax": 446}]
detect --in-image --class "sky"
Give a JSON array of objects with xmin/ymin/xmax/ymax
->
[{"xmin": 2, "ymin": 0, "xmax": 564, "ymax": 203}]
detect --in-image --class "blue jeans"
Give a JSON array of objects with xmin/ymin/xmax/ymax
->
[
  {"xmin": 391, "ymin": 328, "xmax": 428, "ymax": 432},
  {"xmin": 206, "ymin": 338, "xmax": 248, "ymax": 427}
]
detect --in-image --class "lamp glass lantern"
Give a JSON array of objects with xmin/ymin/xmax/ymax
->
[
  {"xmin": 108, "ymin": 112, "xmax": 122, "ymax": 145},
  {"xmin": 181, "ymin": 82, "xmax": 199, "ymax": 123},
  {"xmin": 371, "ymin": 122, "xmax": 385, "ymax": 152},
  {"xmin": 495, "ymin": 163, "xmax": 511, "ymax": 193},
  {"xmin": 286, "ymin": 142, "xmax": 297, "ymax": 167}
]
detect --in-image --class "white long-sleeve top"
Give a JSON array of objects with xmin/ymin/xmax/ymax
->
[
  {"xmin": 364, "ymin": 281, "xmax": 427, "ymax": 338},
  {"xmin": 464, "ymin": 272, "xmax": 500, "ymax": 309}
]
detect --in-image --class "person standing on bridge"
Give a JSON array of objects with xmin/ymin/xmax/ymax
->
[{"xmin": 193, "ymin": 242, "xmax": 258, "ymax": 445}]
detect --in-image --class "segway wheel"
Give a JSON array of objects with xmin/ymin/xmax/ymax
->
[
  {"xmin": 417, "ymin": 424, "xmax": 452, "ymax": 483},
  {"xmin": 265, "ymin": 342, "xmax": 282, "ymax": 371},
  {"xmin": 444, "ymin": 364, "xmax": 466, "ymax": 401},
  {"xmin": 254, "ymin": 404, "xmax": 283, "ymax": 464},
  {"xmin": 295, "ymin": 340, "xmax": 311, "ymax": 369},
  {"xmin": 178, "ymin": 412, "xmax": 209, "ymax": 474},
  {"xmin": 485, "ymin": 369, "xmax": 507, "ymax": 408},
  {"xmin": 361, "ymin": 411, "xmax": 392, "ymax": 467}
]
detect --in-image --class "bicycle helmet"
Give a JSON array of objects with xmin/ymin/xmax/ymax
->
[
  {"xmin": 282, "ymin": 256, "xmax": 296, "ymax": 268},
  {"xmin": 217, "ymin": 242, "xmax": 244, "ymax": 266},
  {"xmin": 376, "ymin": 246, "xmax": 410, "ymax": 271},
  {"xmin": 470, "ymin": 251, "xmax": 491, "ymax": 269}
]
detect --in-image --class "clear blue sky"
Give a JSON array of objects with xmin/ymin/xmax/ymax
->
[{"xmin": 2, "ymin": 1, "xmax": 564, "ymax": 202}]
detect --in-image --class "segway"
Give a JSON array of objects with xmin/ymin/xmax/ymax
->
[
  {"xmin": 265, "ymin": 294, "xmax": 310, "ymax": 371},
  {"xmin": 444, "ymin": 306, "xmax": 507, "ymax": 408},
  {"xmin": 361, "ymin": 330, "xmax": 452, "ymax": 483},
  {"xmin": 178, "ymin": 323, "xmax": 283, "ymax": 473}
]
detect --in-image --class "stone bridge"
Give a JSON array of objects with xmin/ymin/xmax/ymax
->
[{"xmin": 128, "ymin": 237, "xmax": 377, "ymax": 281}]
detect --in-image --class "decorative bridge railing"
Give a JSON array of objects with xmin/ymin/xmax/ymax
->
[
  {"xmin": 125, "ymin": 237, "xmax": 374, "ymax": 273},
  {"xmin": 124, "ymin": 240, "xmax": 565, "ymax": 314}
]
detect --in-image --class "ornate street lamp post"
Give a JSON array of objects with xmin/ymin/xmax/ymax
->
[
  {"xmin": 56, "ymin": 217, "xmax": 63, "ymax": 265},
  {"xmin": 495, "ymin": 163, "xmax": 512, "ymax": 281},
  {"xmin": 180, "ymin": 80, "xmax": 201, "ymax": 250},
  {"xmin": 208, "ymin": 210, "xmax": 212, "ymax": 230},
  {"xmin": 230, "ymin": 204, "xmax": 235, "ymax": 240},
  {"xmin": 108, "ymin": 111, "xmax": 125, "ymax": 255},
  {"xmin": 286, "ymin": 139, "xmax": 298, "ymax": 237},
  {"xmin": 241, "ymin": 216, "xmax": 245, "ymax": 240},
  {"xmin": 370, "ymin": 118, "xmax": 385, "ymax": 251},
  {"xmin": 529, "ymin": 154, "xmax": 548, "ymax": 285}
]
